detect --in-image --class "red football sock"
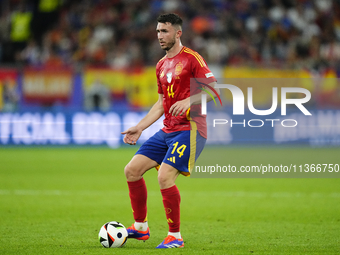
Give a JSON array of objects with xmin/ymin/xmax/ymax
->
[
  {"xmin": 127, "ymin": 178, "xmax": 147, "ymax": 222},
  {"xmin": 161, "ymin": 185, "xmax": 181, "ymax": 232}
]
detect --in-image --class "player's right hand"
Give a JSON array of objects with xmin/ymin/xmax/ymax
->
[{"xmin": 121, "ymin": 126, "xmax": 142, "ymax": 145}]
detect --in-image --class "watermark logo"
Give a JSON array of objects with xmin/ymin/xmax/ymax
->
[
  {"xmin": 200, "ymin": 84, "xmax": 311, "ymax": 116},
  {"xmin": 197, "ymin": 81, "xmax": 223, "ymax": 112}
]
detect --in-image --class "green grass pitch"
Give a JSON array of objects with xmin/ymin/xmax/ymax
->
[{"xmin": 0, "ymin": 146, "xmax": 339, "ymax": 254}]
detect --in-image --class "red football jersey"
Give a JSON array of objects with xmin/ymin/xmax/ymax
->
[{"xmin": 156, "ymin": 46, "xmax": 216, "ymax": 138}]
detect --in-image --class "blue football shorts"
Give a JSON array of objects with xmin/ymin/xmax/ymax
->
[{"xmin": 135, "ymin": 129, "xmax": 206, "ymax": 176}]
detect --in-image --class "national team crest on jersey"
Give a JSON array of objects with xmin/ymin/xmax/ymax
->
[
  {"xmin": 175, "ymin": 62, "xmax": 183, "ymax": 75},
  {"xmin": 166, "ymin": 72, "xmax": 172, "ymax": 83}
]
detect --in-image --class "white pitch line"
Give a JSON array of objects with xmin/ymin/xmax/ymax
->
[
  {"xmin": 0, "ymin": 190, "xmax": 68, "ymax": 196},
  {"xmin": 0, "ymin": 190, "xmax": 339, "ymax": 198}
]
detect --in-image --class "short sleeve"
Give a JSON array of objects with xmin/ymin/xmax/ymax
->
[
  {"xmin": 157, "ymin": 76, "xmax": 162, "ymax": 94},
  {"xmin": 191, "ymin": 54, "xmax": 217, "ymax": 83},
  {"xmin": 156, "ymin": 62, "xmax": 163, "ymax": 94}
]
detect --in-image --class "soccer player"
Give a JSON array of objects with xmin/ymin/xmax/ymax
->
[{"xmin": 121, "ymin": 13, "xmax": 217, "ymax": 249}]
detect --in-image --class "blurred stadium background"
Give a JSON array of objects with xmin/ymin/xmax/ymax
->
[{"xmin": 0, "ymin": 0, "xmax": 339, "ymax": 147}]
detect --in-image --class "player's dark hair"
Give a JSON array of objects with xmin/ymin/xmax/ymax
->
[{"xmin": 157, "ymin": 13, "xmax": 183, "ymax": 28}]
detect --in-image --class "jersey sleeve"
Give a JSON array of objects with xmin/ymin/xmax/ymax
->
[
  {"xmin": 157, "ymin": 75, "xmax": 162, "ymax": 94},
  {"xmin": 191, "ymin": 53, "xmax": 217, "ymax": 83},
  {"xmin": 156, "ymin": 61, "xmax": 163, "ymax": 94}
]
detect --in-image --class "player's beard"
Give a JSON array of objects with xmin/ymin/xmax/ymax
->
[{"xmin": 162, "ymin": 35, "xmax": 176, "ymax": 51}]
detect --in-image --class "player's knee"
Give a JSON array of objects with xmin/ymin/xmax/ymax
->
[
  {"xmin": 124, "ymin": 163, "xmax": 141, "ymax": 181},
  {"xmin": 157, "ymin": 172, "xmax": 172, "ymax": 189}
]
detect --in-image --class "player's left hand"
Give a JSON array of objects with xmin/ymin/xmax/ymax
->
[{"xmin": 169, "ymin": 97, "xmax": 190, "ymax": 117}]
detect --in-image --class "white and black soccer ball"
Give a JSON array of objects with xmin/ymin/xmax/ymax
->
[{"xmin": 98, "ymin": 221, "xmax": 128, "ymax": 248}]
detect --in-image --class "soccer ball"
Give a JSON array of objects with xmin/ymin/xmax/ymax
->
[{"xmin": 98, "ymin": 221, "xmax": 128, "ymax": 248}]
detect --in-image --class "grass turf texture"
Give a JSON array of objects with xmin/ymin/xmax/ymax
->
[{"xmin": 0, "ymin": 147, "xmax": 339, "ymax": 254}]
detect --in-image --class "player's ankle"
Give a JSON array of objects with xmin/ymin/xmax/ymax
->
[
  {"xmin": 168, "ymin": 231, "xmax": 181, "ymax": 239},
  {"xmin": 134, "ymin": 221, "xmax": 148, "ymax": 232}
]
